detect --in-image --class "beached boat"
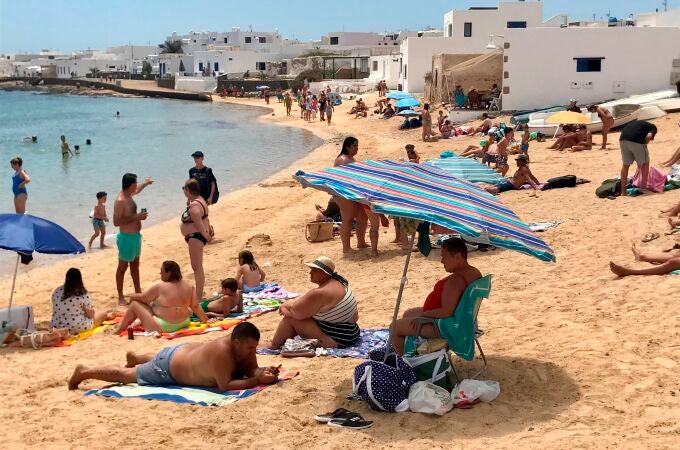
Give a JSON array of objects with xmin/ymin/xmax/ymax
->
[
  {"xmin": 637, "ymin": 104, "xmax": 667, "ymax": 120},
  {"xmin": 510, "ymin": 106, "xmax": 563, "ymax": 125},
  {"xmin": 528, "ymin": 104, "xmax": 640, "ymax": 136},
  {"xmin": 654, "ymin": 97, "xmax": 680, "ymax": 112}
]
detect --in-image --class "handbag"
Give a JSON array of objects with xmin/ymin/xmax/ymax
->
[
  {"xmin": 352, "ymin": 346, "xmax": 416, "ymax": 412},
  {"xmin": 305, "ymin": 221, "xmax": 334, "ymax": 242},
  {"xmin": 403, "ymin": 348, "xmax": 455, "ymax": 391}
]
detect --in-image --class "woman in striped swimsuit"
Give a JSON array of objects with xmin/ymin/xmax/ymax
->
[{"xmin": 269, "ymin": 256, "xmax": 360, "ymax": 349}]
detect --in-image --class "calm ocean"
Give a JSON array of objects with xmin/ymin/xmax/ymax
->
[{"xmin": 0, "ymin": 90, "xmax": 321, "ymax": 275}]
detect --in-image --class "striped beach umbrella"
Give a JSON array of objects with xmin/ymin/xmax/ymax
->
[
  {"xmin": 424, "ymin": 154, "xmax": 504, "ymax": 185},
  {"xmin": 294, "ymin": 160, "xmax": 554, "ymax": 262}
]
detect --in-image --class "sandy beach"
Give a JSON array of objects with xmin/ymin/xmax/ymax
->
[{"xmin": 1, "ymin": 90, "xmax": 679, "ymax": 449}]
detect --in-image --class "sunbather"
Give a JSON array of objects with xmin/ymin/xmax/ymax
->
[
  {"xmin": 115, "ymin": 260, "xmax": 209, "ymax": 334},
  {"xmin": 609, "ymin": 243, "xmax": 680, "ymax": 277},
  {"xmin": 485, "ymin": 154, "xmax": 540, "ymax": 193},
  {"xmin": 51, "ymin": 268, "xmax": 115, "ymax": 334},
  {"xmin": 390, "ymin": 237, "xmax": 482, "ymax": 355},
  {"xmin": 269, "ymin": 257, "xmax": 360, "ymax": 349},
  {"xmin": 660, "ymin": 144, "xmax": 680, "ymax": 167},
  {"xmin": 68, "ymin": 322, "xmax": 279, "ymax": 390},
  {"xmin": 472, "ymin": 113, "xmax": 492, "ymax": 135},
  {"xmin": 567, "ymin": 125, "xmax": 593, "ymax": 152},
  {"xmin": 460, "ymin": 132, "xmax": 495, "ymax": 158},
  {"xmin": 236, "ymin": 250, "xmax": 266, "ymax": 293},
  {"xmin": 200, "ymin": 278, "xmax": 243, "ymax": 315}
]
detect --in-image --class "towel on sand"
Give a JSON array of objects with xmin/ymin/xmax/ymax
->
[
  {"xmin": 257, "ymin": 328, "xmax": 389, "ymax": 359},
  {"xmin": 528, "ymin": 220, "xmax": 563, "ymax": 232},
  {"xmin": 54, "ymin": 315, "xmax": 122, "ymax": 347},
  {"xmin": 85, "ymin": 369, "xmax": 298, "ymax": 406}
]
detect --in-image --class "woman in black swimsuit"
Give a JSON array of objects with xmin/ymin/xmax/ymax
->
[{"xmin": 180, "ymin": 179, "xmax": 212, "ymax": 303}]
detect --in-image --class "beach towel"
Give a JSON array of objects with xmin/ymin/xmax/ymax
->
[
  {"xmin": 670, "ymin": 270, "xmax": 680, "ymax": 276},
  {"xmin": 633, "ymin": 166, "xmax": 667, "ymax": 193},
  {"xmin": 257, "ymin": 328, "xmax": 389, "ymax": 359},
  {"xmin": 121, "ymin": 317, "xmax": 243, "ymax": 340},
  {"xmin": 54, "ymin": 315, "xmax": 122, "ymax": 347},
  {"xmin": 85, "ymin": 369, "xmax": 298, "ymax": 407},
  {"xmin": 528, "ymin": 220, "xmax": 563, "ymax": 232}
]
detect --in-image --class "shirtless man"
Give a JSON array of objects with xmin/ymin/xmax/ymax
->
[
  {"xmin": 609, "ymin": 243, "xmax": 680, "ymax": 277},
  {"xmin": 69, "ymin": 322, "xmax": 278, "ymax": 390},
  {"xmin": 60, "ymin": 135, "xmax": 73, "ymax": 159},
  {"xmin": 115, "ymin": 260, "xmax": 209, "ymax": 334},
  {"xmin": 113, "ymin": 173, "xmax": 153, "ymax": 305},
  {"xmin": 587, "ymin": 104, "xmax": 615, "ymax": 150},
  {"xmin": 568, "ymin": 125, "xmax": 593, "ymax": 152},
  {"xmin": 422, "ymin": 103, "xmax": 433, "ymax": 142},
  {"xmin": 487, "ymin": 127, "xmax": 514, "ymax": 176},
  {"xmin": 473, "ymin": 113, "xmax": 493, "ymax": 135},
  {"xmin": 485, "ymin": 154, "xmax": 540, "ymax": 194}
]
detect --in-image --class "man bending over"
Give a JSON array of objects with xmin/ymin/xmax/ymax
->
[{"xmin": 68, "ymin": 322, "xmax": 278, "ymax": 390}]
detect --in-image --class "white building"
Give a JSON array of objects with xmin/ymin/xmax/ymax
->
[
  {"xmin": 191, "ymin": 48, "xmax": 282, "ymax": 78},
  {"xmin": 637, "ymin": 7, "xmax": 680, "ymax": 27},
  {"xmin": 368, "ymin": 54, "xmax": 401, "ymax": 89},
  {"xmin": 502, "ymin": 26, "xmax": 680, "ymax": 111},
  {"xmin": 400, "ymin": 0, "xmax": 555, "ymax": 93}
]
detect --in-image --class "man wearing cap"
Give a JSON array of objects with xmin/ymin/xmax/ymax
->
[
  {"xmin": 485, "ymin": 154, "xmax": 541, "ymax": 194},
  {"xmin": 269, "ymin": 256, "xmax": 360, "ymax": 349},
  {"xmin": 566, "ymin": 99, "xmax": 581, "ymax": 113},
  {"xmin": 189, "ymin": 151, "xmax": 218, "ymax": 205}
]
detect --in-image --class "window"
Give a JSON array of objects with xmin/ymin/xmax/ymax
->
[
  {"xmin": 198, "ymin": 62, "xmax": 204, "ymax": 71},
  {"xmin": 404, "ymin": 64, "xmax": 407, "ymax": 78},
  {"xmin": 214, "ymin": 62, "xmax": 219, "ymax": 72},
  {"xmin": 447, "ymin": 24, "xmax": 453, "ymax": 37},
  {"xmin": 464, "ymin": 22, "xmax": 472, "ymax": 37},
  {"xmin": 224, "ymin": 37, "xmax": 228, "ymax": 43},
  {"xmin": 329, "ymin": 36, "xmax": 339, "ymax": 45},
  {"xmin": 258, "ymin": 37, "xmax": 266, "ymax": 43},
  {"xmin": 507, "ymin": 21, "xmax": 527, "ymax": 28},
  {"xmin": 575, "ymin": 57, "xmax": 603, "ymax": 72},
  {"xmin": 372, "ymin": 61, "xmax": 378, "ymax": 71},
  {"xmin": 245, "ymin": 37, "xmax": 252, "ymax": 43},
  {"xmin": 228, "ymin": 57, "xmax": 233, "ymax": 61},
  {"xmin": 256, "ymin": 62, "xmax": 266, "ymax": 71}
]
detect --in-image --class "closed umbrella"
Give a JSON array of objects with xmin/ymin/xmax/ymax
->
[
  {"xmin": 294, "ymin": 160, "xmax": 555, "ymax": 347},
  {"xmin": 386, "ymin": 90, "xmax": 414, "ymax": 100},
  {"xmin": 395, "ymin": 97, "xmax": 421, "ymax": 108},
  {"xmin": 424, "ymin": 154, "xmax": 503, "ymax": 185},
  {"xmin": 0, "ymin": 214, "xmax": 85, "ymax": 325}
]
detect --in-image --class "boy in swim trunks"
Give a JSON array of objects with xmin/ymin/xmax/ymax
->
[
  {"xmin": 68, "ymin": 322, "xmax": 279, "ymax": 391},
  {"xmin": 88, "ymin": 191, "xmax": 109, "ymax": 249},
  {"xmin": 200, "ymin": 278, "xmax": 244, "ymax": 315}
]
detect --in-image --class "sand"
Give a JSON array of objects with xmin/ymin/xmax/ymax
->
[{"xmin": 1, "ymin": 89, "xmax": 679, "ymax": 449}]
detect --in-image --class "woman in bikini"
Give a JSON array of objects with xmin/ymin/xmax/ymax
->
[
  {"xmin": 180, "ymin": 179, "xmax": 212, "ymax": 303},
  {"xmin": 588, "ymin": 105, "xmax": 615, "ymax": 150}
]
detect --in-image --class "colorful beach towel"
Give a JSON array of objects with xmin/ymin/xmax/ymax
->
[
  {"xmin": 85, "ymin": 369, "xmax": 298, "ymax": 406},
  {"xmin": 120, "ymin": 317, "xmax": 243, "ymax": 340},
  {"xmin": 54, "ymin": 315, "xmax": 122, "ymax": 347},
  {"xmin": 670, "ymin": 270, "xmax": 680, "ymax": 276},
  {"xmin": 257, "ymin": 328, "xmax": 389, "ymax": 359}
]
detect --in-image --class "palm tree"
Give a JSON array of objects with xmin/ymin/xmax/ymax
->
[{"xmin": 160, "ymin": 39, "xmax": 183, "ymax": 54}]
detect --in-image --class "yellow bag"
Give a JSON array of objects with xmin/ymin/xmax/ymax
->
[{"xmin": 305, "ymin": 221, "xmax": 334, "ymax": 242}]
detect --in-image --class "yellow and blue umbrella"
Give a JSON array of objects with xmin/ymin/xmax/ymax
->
[
  {"xmin": 294, "ymin": 160, "xmax": 554, "ymax": 262},
  {"xmin": 424, "ymin": 153, "xmax": 503, "ymax": 185}
]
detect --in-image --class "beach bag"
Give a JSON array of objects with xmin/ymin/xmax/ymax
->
[
  {"xmin": 546, "ymin": 175, "xmax": 577, "ymax": 189},
  {"xmin": 596, "ymin": 178, "xmax": 621, "ymax": 198},
  {"xmin": 408, "ymin": 381, "xmax": 453, "ymax": 415},
  {"xmin": 209, "ymin": 168, "xmax": 220, "ymax": 204},
  {"xmin": 403, "ymin": 348, "xmax": 454, "ymax": 391},
  {"xmin": 305, "ymin": 221, "xmax": 333, "ymax": 242},
  {"xmin": 352, "ymin": 346, "xmax": 416, "ymax": 412}
]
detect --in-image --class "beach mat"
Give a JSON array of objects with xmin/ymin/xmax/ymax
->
[
  {"xmin": 528, "ymin": 220, "xmax": 564, "ymax": 232},
  {"xmin": 120, "ymin": 317, "xmax": 243, "ymax": 340},
  {"xmin": 85, "ymin": 369, "xmax": 298, "ymax": 407},
  {"xmin": 54, "ymin": 315, "xmax": 122, "ymax": 347},
  {"xmin": 257, "ymin": 328, "xmax": 389, "ymax": 359}
]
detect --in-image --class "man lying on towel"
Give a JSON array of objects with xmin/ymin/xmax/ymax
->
[
  {"xmin": 68, "ymin": 322, "xmax": 278, "ymax": 390},
  {"xmin": 485, "ymin": 154, "xmax": 540, "ymax": 194}
]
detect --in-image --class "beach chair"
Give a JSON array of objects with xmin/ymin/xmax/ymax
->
[
  {"xmin": 404, "ymin": 275, "xmax": 492, "ymax": 383},
  {"xmin": 488, "ymin": 93, "xmax": 502, "ymax": 113}
]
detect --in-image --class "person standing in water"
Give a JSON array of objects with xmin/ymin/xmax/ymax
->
[
  {"xmin": 10, "ymin": 157, "xmax": 30, "ymax": 214},
  {"xmin": 113, "ymin": 173, "xmax": 153, "ymax": 306},
  {"xmin": 60, "ymin": 135, "xmax": 74, "ymax": 159}
]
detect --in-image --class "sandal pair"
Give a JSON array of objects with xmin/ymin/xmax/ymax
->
[{"xmin": 314, "ymin": 408, "xmax": 373, "ymax": 429}]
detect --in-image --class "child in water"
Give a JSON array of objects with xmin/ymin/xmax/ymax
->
[
  {"xmin": 236, "ymin": 250, "xmax": 266, "ymax": 293},
  {"xmin": 88, "ymin": 191, "xmax": 109, "ymax": 249},
  {"xmin": 199, "ymin": 278, "xmax": 243, "ymax": 315}
]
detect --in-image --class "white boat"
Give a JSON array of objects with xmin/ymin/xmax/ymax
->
[
  {"xmin": 528, "ymin": 104, "xmax": 640, "ymax": 136},
  {"xmin": 637, "ymin": 104, "xmax": 667, "ymax": 120},
  {"xmin": 654, "ymin": 97, "xmax": 680, "ymax": 112}
]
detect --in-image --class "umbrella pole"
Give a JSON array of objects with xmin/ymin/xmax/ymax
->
[
  {"xmin": 387, "ymin": 231, "xmax": 417, "ymax": 348},
  {"xmin": 552, "ymin": 122, "xmax": 561, "ymax": 140},
  {"xmin": 5, "ymin": 254, "xmax": 20, "ymax": 325}
]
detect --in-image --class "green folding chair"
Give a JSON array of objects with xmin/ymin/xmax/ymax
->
[{"xmin": 404, "ymin": 274, "xmax": 492, "ymax": 382}]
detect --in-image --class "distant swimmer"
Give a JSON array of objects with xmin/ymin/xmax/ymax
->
[
  {"xmin": 22, "ymin": 136, "xmax": 38, "ymax": 143},
  {"xmin": 116, "ymin": 111, "xmax": 120, "ymax": 118},
  {"xmin": 60, "ymin": 135, "xmax": 74, "ymax": 158}
]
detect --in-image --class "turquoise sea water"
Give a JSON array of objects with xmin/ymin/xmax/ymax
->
[{"xmin": 0, "ymin": 90, "xmax": 321, "ymax": 275}]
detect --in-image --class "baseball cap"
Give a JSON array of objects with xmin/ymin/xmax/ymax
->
[
  {"xmin": 191, "ymin": 151, "xmax": 204, "ymax": 158},
  {"xmin": 304, "ymin": 256, "xmax": 336, "ymax": 276}
]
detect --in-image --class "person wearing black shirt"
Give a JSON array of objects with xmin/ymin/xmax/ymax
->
[
  {"xmin": 618, "ymin": 120, "xmax": 658, "ymax": 196},
  {"xmin": 189, "ymin": 151, "xmax": 218, "ymax": 204},
  {"xmin": 566, "ymin": 99, "xmax": 581, "ymax": 113}
]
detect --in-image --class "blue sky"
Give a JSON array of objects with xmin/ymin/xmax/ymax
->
[{"xmin": 0, "ymin": 0, "xmax": 670, "ymax": 53}]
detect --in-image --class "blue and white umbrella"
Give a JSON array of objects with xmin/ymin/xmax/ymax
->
[
  {"xmin": 395, "ymin": 97, "xmax": 421, "ymax": 108},
  {"xmin": 424, "ymin": 154, "xmax": 503, "ymax": 185},
  {"xmin": 385, "ymin": 90, "xmax": 414, "ymax": 100}
]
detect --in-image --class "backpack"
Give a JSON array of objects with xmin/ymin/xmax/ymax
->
[
  {"xmin": 353, "ymin": 346, "xmax": 416, "ymax": 412},
  {"xmin": 208, "ymin": 168, "xmax": 220, "ymax": 204},
  {"xmin": 595, "ymin": 178, "xmax": 621, "ymax": 198},
  {"xmin": 545, "ymin": 175, "xmax": 577, "ymax": 189}
]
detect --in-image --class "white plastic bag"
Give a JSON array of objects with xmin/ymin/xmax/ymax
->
[
  {"xmin": 452, "ymin": 379, "xmax": 500, "ymax": 406},
  {"xmin": 408, "ymin": 381, "xmax": 453, "ymax": 415}
]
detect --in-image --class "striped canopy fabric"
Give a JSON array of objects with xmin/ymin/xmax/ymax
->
[
  {"xmin": 294, "ymin": 160, "xmax": 555, "ymax": 262},
  {"xmin": 424, "ymin": 154, "xmax": 504, "ymax": 185}
]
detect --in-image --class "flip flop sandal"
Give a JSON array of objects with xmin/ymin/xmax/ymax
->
[
  {"xmin": 642, "ymin": 232, "xmax": 660, "ymax": 243},
  {"xmin": 328, "ymin": 413, "xmax": 374, "ymax": 430},
  {"xmin": 314, "ymin": 408, "xmax": 355, "ymax": 423}
]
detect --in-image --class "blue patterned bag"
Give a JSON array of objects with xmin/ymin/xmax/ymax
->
[{"xmin": 352, "ymin": 346, "xmax": 416, "ymax": 412}]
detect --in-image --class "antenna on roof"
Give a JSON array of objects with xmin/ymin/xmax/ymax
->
[{"xmin": 663, "ymin": 0, "xmax": 668, "ymax": 11}]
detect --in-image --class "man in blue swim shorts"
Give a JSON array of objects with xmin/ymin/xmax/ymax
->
[
  {"xmin": 68, "ymin": 322, "xmax": 280, "ymax": 391},
  {"xmin": 113, "ymin": 173, "xmax": 153, "ymax": 306}
]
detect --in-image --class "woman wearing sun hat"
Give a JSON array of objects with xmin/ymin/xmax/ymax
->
[{"xmin": 269, "ymin": 256, "xmax": 360, "ymax": 349}]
